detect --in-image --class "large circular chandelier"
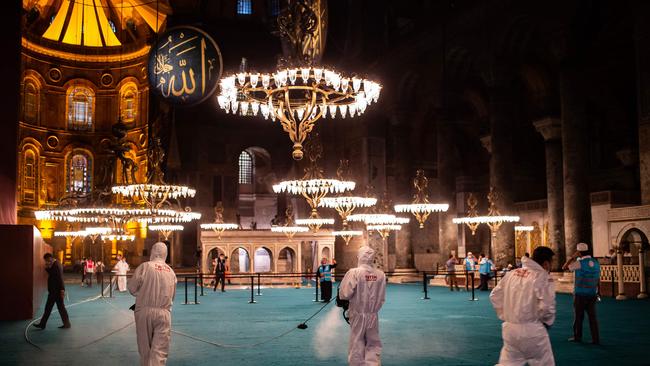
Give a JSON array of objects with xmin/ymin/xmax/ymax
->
[
  {"xmin": 217, "ymin": 0, "xmax": 381, "ymax": 161},
  {"xmin": 273, "ymin": 135, "xmax": 351, "ymax": 232},
  {"xmin": 218, "ymin": 68, "xmax": 380, "ymax": 161},
  {"xmin": 394, "ymin": 170, "xmax": 449, "ymax": 228},
  {"xmin": 320, "ymin": 196, "xmax": 377, "ymax": 227},
  {"xmin": 200, "ymin": 203, "xmax": 239, "ymax": 239},
  {"xmin": 35, "ymin": 207, "xmax": 201, "ymax": 224},
  {"xmin": 453, "ymin": 188, "xmax": 519, "ymax": 237},
  {"xmin": 149, "ymin": 224, "xmax": 184, "ymax": 240}
]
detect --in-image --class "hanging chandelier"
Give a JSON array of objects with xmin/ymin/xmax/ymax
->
[
  {"xmin": 394, "ymin": 170, "xmax": 449, "ymax": 228},
  {"xmin": 102, "ymin": 233, "xmax": 135, "ymax": 241},
  {"xmin": 273, "ymin": 134, "xmax": 350, "ymax": 232},
  {"xmin": 53, "ymin": 230, "xmax": 88, "ymax": 238},
  {"xmin": 112, "ymin": 137, "xmax": 196, "ymax": 208},
  {"xmin": 331, "ymin": 229, "xmax": 363, "ymax": 245},
  {"xmin": 367, "ymin": 224, "xmax": 403, "ymax": 239},
  {"xmin": 319, "ymin": 160, "xmax": 377, "ymax": 227},
  {"xmin": 271, "ymin": 204, "xmax": 309, "ymax": 238},
  {"xmin": 200, "ymin": 202, "xmax": 239, "ymax": 239},
  {"xmin": 149, "ymin": 224, "xmax": 184, "ymax": 240},
  {"xmin": 452, "ymin": 188, "xmax": 519, "ymax": 237},
  {"xmin": 217, "ymin": 0, "xmax": 381, "ymax": 161},
  {"xmin": 515, "ymin": 225, "xmax": 534, "ymax": 232}
]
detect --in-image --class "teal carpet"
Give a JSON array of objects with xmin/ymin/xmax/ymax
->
[{"xmin": 1, "ymin": 282, "xmax": 649, "ymax": 365}]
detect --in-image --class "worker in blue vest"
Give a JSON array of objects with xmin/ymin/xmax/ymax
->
[
  {"xmin": 563, "ymin": 242, "xmax": 600, "ymax": 345},
  {"xmin": 316, "ymin": 257, "xmax": 337, "ymax": 302},
  {"xmin": 478, "ymin": 253, "xmax": 494, "ymax": 291}
]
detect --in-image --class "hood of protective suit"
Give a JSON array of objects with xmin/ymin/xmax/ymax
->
[
  {"xmin": 521, "ymin": 255, "xmax": 545, "ymax": 273},
  {"xmin": 357, "ymin": 246, "xmax": 375, "ymax": 266},
  {"xmin": 150, "ymin": 242, "xmax": 168, "ymax": 262}
]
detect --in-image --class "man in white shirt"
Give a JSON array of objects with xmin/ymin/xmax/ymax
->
[{"xmin": 490, "ymin": 246, "xmax": 556, "ymax": 365}]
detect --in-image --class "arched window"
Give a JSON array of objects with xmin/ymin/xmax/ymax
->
[
  {"xmin": 23, "ymin": 81, "xmax": 39, "ymax": 123},
  {"xmin": 268, "ymin": 0, "xmax": 280, "ymax": 16},
  {"xmin": 238, "ymin": 150, "xmax": 253, "ymax": 184},
  {"xmin": 22, "ymin": 149, "xmax": 37, "ymax": 203},
  {"xmin": 120, "ymin": 84, "xmax": 138, "ymax": 123},
  {"xmin": 237, "ymin": 0, "xmax": 252, "ymax": 15},
  {"xmin": 67, "ymin": 152, "xmax": 92, "ymax": 193},
  {"xmin": 67, "ymin": 86, "xmax": 94, "ymax": 131}
]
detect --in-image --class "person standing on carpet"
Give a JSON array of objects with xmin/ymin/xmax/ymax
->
[
  {"xmin": 316, "ymin": 257, "xmax": 337, "ymax": 302},
  {"xmin": 34, "ymin": 253, "xmax": 71, "ymax": 330},
  {"xmin": 563, "ymin": 242, "xmax": 601, "ymax": 345},
  {"xmin": 340, "ymin": 246, "xmax": 386, "ymax": 366},
  {"xmin": 129, "ymin": 242, "xmax": 177, "ymax": 366},
  {"xmin": 478, "ymin": 253, "xmax": 494, "ymax": 291},
  {"xmin": 445, "ymin": 254, "xmax": 460, "ymax": 291},
  {"xmin": 85, "ymin": 257, "xmax": 94, "ymax": 287},
  {"xmin": 213, "ymin": 253, "xmax": 227, "ymax": 292},
  {"xmin": 114, "ymin": 255, "xmax": 130, "ymax": 292},
  {"xmin": 490, "ymin": 246, "xmax": 556, "ymax": 365},
  {"xmin": 96, "ymin": 260, "xmax": 106, "ymax": 288},
  {"xmin": 464, "ymin": 252, "xmax": 477, "ymax": 289}
]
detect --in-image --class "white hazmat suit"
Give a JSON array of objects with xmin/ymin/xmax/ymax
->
[
  {"xmin": 128, "ymin": 242, "xmax": 177, "ymax": 366},
  {"xmin": 115, "ymin": 259, "xmax": 129, "ymax": 292},
  {"xmin": 339, "ymin": 246, "xmax": 386, "ymax": 366},
  {"xmin": 490, "ymin": 256, "xmax": 556, "ymax": 366}
]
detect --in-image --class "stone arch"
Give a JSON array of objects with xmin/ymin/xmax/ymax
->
[
  {"xmin": 254, "ymin": 246, "xmax": 273, "ymax": 273},
  {"xmin": 277, "ymin": 246, "xmax": 296, "ymax": 273},
  {"xmin": 19, "ymin": 143, "xmax": 41, "ymax": 206},
  {"xmin": 21, "ymin": 70, "xmax": 45, "ymax": 124},
  {"xmin": 117, "ymin": 78, "xmax": 139, "ymax": 123},
  {"xmin": 230, "ymin": 247, "xmax": 250, "ymax": 273},
  {"xmin": 617, "ymin": 227, "xmax": 650, "ymax": 253},
  {"xmin": 207, "ymin": 247, "xmax": 226, "ymax": 273}
]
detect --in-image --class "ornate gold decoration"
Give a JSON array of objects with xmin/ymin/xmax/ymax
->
[
  {"xmin": 271, "ymin": 204, "xmax": 308, "ymax": 238},
  {"xmin": 200, "ymin": 202, "xmax": 239, "ymax": 239},
  {"xmin": 453, "ymin": 188, "xmax": 519, "ymax": 237}
]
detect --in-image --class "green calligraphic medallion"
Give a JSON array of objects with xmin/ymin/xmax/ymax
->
[{"xmin": 148, "ymin": 26, "xmax": 223, "ymax": 106}]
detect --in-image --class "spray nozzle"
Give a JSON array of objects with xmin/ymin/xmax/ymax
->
[{"xmin": 297, "ymin": 323, "xmax": 308, "ymax": 330}]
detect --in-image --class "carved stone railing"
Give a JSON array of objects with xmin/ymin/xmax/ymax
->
[{"xmin": 600, "ymin": 265, "xmax": 640, "ymax": 283}]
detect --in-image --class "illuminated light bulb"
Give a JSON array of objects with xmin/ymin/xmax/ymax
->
[
  {"xmin": 240, "ymin": 101, "xmax": 249, "ymax": 115},
  {"xmin": 288, "ymin": 69, "xmax": 297, "ymax": 85},
  {"xmin": 329, "ymin": 105, "xmax": 337, "ymax": 118},
  {"xmin": 339, "ymin": 104, "xmax": 348, "ymax": 118},
  {"xmin": 341, "ymin": 78, "xmax": 349, "ymax": 93},
  {"xmin": 301, "ymin": 68, "xmax": 310, "ymax": 83},
  {"xmin": 262, "ymin": 74, "xmax": 270, "ymax": 88},
  {"xmin": 250, "ymin": 73, "xmax": 259, "ymax": 88},
  {"xmin": 313, "ymin": 68, "xmax": 323, "ymax": 82},
  {"xmin": 237, "ymin": 73, "xmax": 246, "ymax": 86},
  {"xmin": 261, "ymin": 104, "xmax": 269, "ymax": 119},
  {"xmin": 251, "ymin": 102, "xmax": 260, "ymax": 116},
  {"xmin": 231, "ymin": 101, "xmax": 239, "ymax": 114},
  {"xmin": 349, "ymin": 103, "xmax": 357, "ymax": 117},
  {"xmin": 352, "ymin": 77, "xmax": 361, "ymax": 93},
  {"xmin": 296, "ymin": 108, "xmax": 305, "ymax": 120}
]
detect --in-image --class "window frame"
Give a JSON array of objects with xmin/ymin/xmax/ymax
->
[
  {"xmin": 66, "ymin": 85, "xmax": 95, "ymax": 132},
  {"xmin": 238, "ymin": 150, "xmax": 254, "ymax": 185}
]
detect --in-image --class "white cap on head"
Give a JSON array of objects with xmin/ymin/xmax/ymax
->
[{"xmin": 576, "ymin": 242, "xmax": 589, "ymax": 252}]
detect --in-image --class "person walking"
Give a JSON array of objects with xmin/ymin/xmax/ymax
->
[
  {"xmin": 34, "ymin": 253, "xmax": 71, "ymax": 329},
  {"xmin": 114, "ymin": 255, "xmax": 129, "ymax": 292},
  {"xmin": 95, "ymin": 260, "xmax": 106, "ymax": 289},
  {"xmin": 478, "ymin": 253, "xmax": 494, "ymax": 291},
  {"xmin": 128, "ymin": 242, "xmax": 177, "ymax": 365},
  {"xmin": 316, "ymin": 257, "xmax": 337, "ymax": 302},
  {"xmin": 490, "ymin": 246, "xmax": 556, "ymax": 365},
  {"xmin": 85, "ymin": 257, "xmax": 94, "ymax": 287},
  {"xmin": 445, "ymin": 254, "xmax": 460, "ymax": 291},
  {"xmin": 464, "ymin": 252, "xmax": 477, "ymax": 289},
  {"xmin": 563, "ymin": 242, "xmax": 601, "ymax": 345},
  {"xmin": 339, "ymin": 246, "xmax": 386, "ymax": 366},
  {"xmin": 213, "ymin": 253, "xmax": 227, "ymax": 292},
  {"xmin": 80, "ymin": 257, "xmax": 87, "ymax": 287}
]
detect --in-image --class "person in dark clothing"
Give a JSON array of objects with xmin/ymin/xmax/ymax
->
[
  {"xmin": 34, "ymin": 253, "xmax": 71, "ymax": 329},
  {"xmin": 213, "ymin": 254, "xmax": 227, "ymax": 292},
  {"xmin": 316, "ymin": 257, "xmax": 337, "ymax": 302}
]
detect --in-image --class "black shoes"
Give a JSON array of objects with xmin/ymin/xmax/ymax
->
[{"xmin": 33, "ymin": 323, "xmax": 45, "ymax": 330}]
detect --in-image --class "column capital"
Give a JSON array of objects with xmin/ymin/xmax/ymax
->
[
  {"xmin": 480, "ymin": 135, "xmax": 492, "ymax": 154},
  {"xmin": 533, "ymin": 117, "xmax": 562, "ymax": 141}
]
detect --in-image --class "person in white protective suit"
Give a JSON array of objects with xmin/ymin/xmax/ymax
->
[
  {"xmin": 490, "ymin": 246, "xmax": 556, "ymax": 366},
  {"xmin": 114, "ymin": 255, "xmax": 130, "ymax": 292},
  {"xmin": 339, "ymin": 246, "xmax": 386, "ymax": 366},
  {"xmin": 128, "ymin": 242, "xmax": 177, "ymax": 366}
]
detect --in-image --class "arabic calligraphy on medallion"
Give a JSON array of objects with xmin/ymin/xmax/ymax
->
[{"xmin": 148, "ymin": 26, "xmax": 223, "ymax": 106}]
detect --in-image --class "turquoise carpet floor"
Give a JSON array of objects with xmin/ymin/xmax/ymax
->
[{"xmin": 1, "ymin": 282, "xmax": 649, "ymax": 365}]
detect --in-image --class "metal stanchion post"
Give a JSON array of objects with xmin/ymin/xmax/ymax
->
[
  {"xmin": 249, "ymin": 276, "xmax": 256, "ymax": 304},
  {"xmin": 422, "ymin": 271, "xmax": 430, "ymax": 300},
  {"xmin": 465, "ymin": 269, "xmax": 469, "ymax": 292},
  {"xmin": 469, "ymin": 272, "xmax": 478, "ymax": 301},
  {"xmin": 109, "ymin": 273, "xmax": 113, "ymax": 298},
  {"xmin": 184, "ymin": 277, "xmax": 188, "ymax": 305},
  {"xmin": 200, "ymin": 272, "xmax": 204, "ymax": 296},
  {"xmin": 100, "ymin": 273, "xmax": 104, "ymax": 297},
  {"xmin": 257, "ymin": 273, "xmax": 262, "ymax": 296},
  {"xmin": 313, "ymin": 277, "xmax": 320, "ymax": 302},
  {"xmin": 194, "ymin": 277, "xmax": 199, "ymax": 304},
  {"xmin": 611, "ymin": 269, "xmax": 616, "ymax": 299}
]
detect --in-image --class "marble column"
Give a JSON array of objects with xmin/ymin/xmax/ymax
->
[
  {"xmin": 437, "ymin": 116, "xmax": 459, "ymax": 257},
  {"xmin": 638, "ymin": 245, "xmax": 647, "ymax": 299},
  {"xmin": 560, "ymin": 67, "xmax": 592, "ymax": 255},
  {"xmin": 534, "ymin": 118, "xmax": 566, "ymax": 270},
  {"xmin": 616, "ymin": 249, "xmax": 627, "ymax": 300},
  {"xmin": 488, "ymin": 86, "xmax": 516, "ymax": 267},
  {"xmin": 391, "ymin": 110, "xmax": 415, "ymax": 269}
]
